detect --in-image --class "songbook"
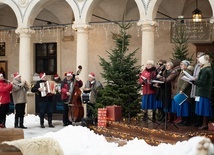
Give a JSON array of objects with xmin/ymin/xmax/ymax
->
[
  {"xmin": 151, "ymin": 80, "xmax": 164, "ymax": 84},
  {"xmin": 181, "ymin": 76, "xmax": 193, "ymax": 84},
  {"xmin": 173, "ymin": 93, "xmax": 188, "ymax": 105},
  {"xmin": 183, "ymin": 70, "xmax": 195, "ymax": 80},
  {"xmin": 141, "ymin": 75, "xmax": 147, "ymax": 80}
]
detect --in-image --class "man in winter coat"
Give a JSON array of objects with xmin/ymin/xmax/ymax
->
[
  {"xmin": 31, "ymin": 73, "xmax": 54, "ymax": 128},
  {"xmin": 12, "ymin": 72, "xmax": 29, "ymax": 129}
]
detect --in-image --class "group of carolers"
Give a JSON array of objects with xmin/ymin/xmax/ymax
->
[
  {"xmin": 139, "ymin": 53, "xmax": 213, "ymax": 130},
  {"xmin": 0, "ymin": 71, "xmax": 103, "ymax": 129}
]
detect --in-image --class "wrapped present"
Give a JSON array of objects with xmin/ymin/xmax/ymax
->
[
  {"xmin": 106, "ymin": 105, "xmax": 122, "ymax": 121},
  {"xmin": 208, "ymin": 123, "xmax": 214, "ymax": 131},
  {"xmin": 97, "ymin": 108, "xmax": 107, "ymax": 127}
]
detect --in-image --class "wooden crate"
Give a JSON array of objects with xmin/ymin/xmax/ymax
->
[
  {"xmin": 0, "ymin": 128, "xmax": 23, "ymax": 155},
  {"xmin": 106, "ymin": 105, "xmax": 122, "ymax": 121}
]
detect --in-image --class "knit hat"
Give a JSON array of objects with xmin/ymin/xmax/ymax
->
[
  {"xmin": 54, "ymin": 74, "xmax": 59, "ymax": 79},
  {"xmin": 181, "ymin": 60, "xmax": 190, "ymax": 66},
  {"xmin": 198, "ymin": 55, "xmax": 209, "ymax": 65},
  {"xmin": 14, "ymin": 72, "xmax": 21, "ymax": 79},
  {"xmin": 88, "ymin": 72, "xmax": 95, "ymax": 79},
  {"xmin": 39, "ymin": 72, "xmax": 46, "ymax": 79},
  {"xmin": 66, "ymin": 71, "xmax": 73, "ymax": 76}
]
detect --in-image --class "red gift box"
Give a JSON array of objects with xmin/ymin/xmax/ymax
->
[
  {"xmin": 208, "ymin": 123, "xmax": 214, "ymax": 131},
  {"xmin": 97, "ymin": 108, "xmax": 107, "ymax": 127},
  {"xmin": 106, "ymin": 105, "xmax": 122, "ymax": 121}
]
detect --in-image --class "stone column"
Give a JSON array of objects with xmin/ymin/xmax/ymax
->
[
  {"xmin": 72, "ymin": 23, "xmax": 92, "ymax": 84},
  {"xmin": 138, "ymin": 20, "xmax": 158, "ymax": 66},
  {"xmin": 73, "ymin": 23, "xmax": 92, "ymax": 118},
  {"xmin": 15, "ymin": 28, "xmax": 34, "ymax": 84},
  {"xmin": 15, "ymin": 28, "xmax": 35, "ymax": 114}
]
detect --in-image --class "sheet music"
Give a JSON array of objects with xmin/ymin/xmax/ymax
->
[
  {"xmin": 151, "ymin": 80, "xmax": 164, "ymax": 84},
  {"xmin": 141, "ymin": 76, "xmax": 147, "ymax": 80},
  {"xmin": 181, "ymin": 76, "xmax": 193, "ymax": 84},
  {"xmin": 183, "ymin": 70, "xmax": 195, "ymax": 80}
]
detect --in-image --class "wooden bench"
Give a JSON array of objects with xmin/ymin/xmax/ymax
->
[{"xmin": 0, "ymin": 128, "xmax": 23, "ymax": 155}]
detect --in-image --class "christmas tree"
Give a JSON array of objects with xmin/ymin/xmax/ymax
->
[
  {"xmin": 97, "ymin": 22, "xmax": 141, "ymax": 120},
  {"xmin": 171, "ymin": 23, "xmax": 193, "ymax": 62}
]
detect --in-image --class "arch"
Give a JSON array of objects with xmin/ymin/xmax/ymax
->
[
  {"xmin": 208, "ymin": 0, "xmax": 214, "ymax": 16},
  {"xmin": 0, "ymin": 0, "xmax": 22, "ymax": 27},
  {"xmin": 146, "ymin": 0, "xmax": 162, "ymax": 20},
  {"xmin": 22, "ymin": 0, "xmax": 74, "ymax": 28}
]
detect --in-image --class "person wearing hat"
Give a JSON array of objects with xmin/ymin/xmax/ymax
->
[
  {"xmin": 191, "ymin": 55, "xmax": 213, "ymax": 130},
  {"xmin": 175, "ymin": 60, "xmax": 193, "ymax": 126},
  {"xmin": 83, "ymin": 72, "xmax": 103, "ymax": 119},
  {"xmin": 12, "ymin": 72, "xmax": 29, "ymax": 129},
  {"xmin": 0, "ymin": 73, "xmax": 13, "ymax": 128},
  {"xmin": 190, "ymin": 52, "xmax": 205, "ymax": 127},
  {"xmin": 31, "ymin": 72, "xmax": 55, "ymax": 128},
  {"xmin": 61, "ymin": 71, "xmax": 83, "ymax": 126},
  {"xmin": 139, "ymin": 60, "xmax": 157, "ymax": 121}
]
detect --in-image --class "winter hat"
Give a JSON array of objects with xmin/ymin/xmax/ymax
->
[
  {"xmin": 198, "ymin": 55, "xmax": 210, "ymax": 65},
  {"xmin": 39, "ymin": 72, "xmax": 46, "ymax": 79},
  {"xmin": 66, "ymin": 71, "xmax": 73, "ymax": 76},
  {"xmin": 88, "ymin": 72, "xmax": 95, "ymax": 79},
  {"xmin": 181, "ymin": 60, "xmax": 190, "ymax": 67},
  {"xmin": 54, "ymin": 74, "xmax": 59, "ymax": 79},
  {"xmin": 14, "ymin": 72, "xmax": 21, "ymax": 79}
]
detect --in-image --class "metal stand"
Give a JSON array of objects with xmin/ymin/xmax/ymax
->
[{"xmin": 155, "ymin": 111, "xmax": 178, "ymax": 130}]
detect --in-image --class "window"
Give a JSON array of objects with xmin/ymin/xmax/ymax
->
[{"xmin": 35, "ymin": 43, "xmax": 57, "ymax": 75}]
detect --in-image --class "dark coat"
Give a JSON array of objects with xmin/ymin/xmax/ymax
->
[
  {"xmin": 31, "ymin": 80, "xmax": 53, "ymax": 102},
  {"xmin": 159, "ymin": 68, "xmax": 179, "ymax": 109},
  {"xmin": 194, "ymin": 64, "xmax": 213, "ymax": 99},
  {"xmin": 177, "ymin": 69, "xmax": 193, "ymax": 103}
]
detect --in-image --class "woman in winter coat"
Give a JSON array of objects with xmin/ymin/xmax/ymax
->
[
  {"xmin": 176, "ymin": 60, "xmax": 193, "ymax": 126},
  {"xmin": 191, "ymin": 55, "xmax": 213, "ymax": 130},
  {"xmin": 0, "ymin": 73, "xmax": 13, "ymax": 128},
  {"xmin": 139, "ymin": 60, "xmax": 157, "ymax": 121}
]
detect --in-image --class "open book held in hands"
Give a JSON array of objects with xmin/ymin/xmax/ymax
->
[
  {"xmin": 183, "ymin": 70, "xmax": 195, "ymax": 80},
  {"xmin": 151, "ymin": 80, "xmax": 164, "ymax": 84},
  {"xmin": 173, "ymin": 93, "xmax": 188, "ymax": 105},
  {"xmin": 181, "ymin": 76, "xmax": 193, "ymax": 84}
]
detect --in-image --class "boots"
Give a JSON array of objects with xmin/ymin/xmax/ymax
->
[
  {"xmin": 20, "ymin": 117, "xmax": 27, "ymax": 129},
  {"xmin": 40, "ymin": 117, "xmax": 45, "ymax": 128},
  {"xmin": 142, "ymin": 111, "xmax": 148, "ymax": 121},
  {"xmin": 48, "ymin": 114, "xmax": 54, "ymax": 128},
  {"xmin": 14, "ymin": 116, "xmax": 19, "ymax": 128},
  {"xmin": 152, "ymin": 110, "xmax": 156, "ymax": 122},
  {"xmin": 198, "ymin": 116, "xmax": 209, "ymax": 130}
]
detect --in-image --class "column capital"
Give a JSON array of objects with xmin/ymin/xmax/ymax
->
[
  {"xmin": 210, "ymin": 17, "xmax": 214, "ymax": 23},
  {"xmin": 15, "ymin": 28, "xmax": 35, "ymax": 35},
  {"xmin": 137, "ymin": 20, "xmax": 158, "ymax": 32},
  {"xmin": 72, "ymin": 22, "xmax": 93, "ymax": 31}
]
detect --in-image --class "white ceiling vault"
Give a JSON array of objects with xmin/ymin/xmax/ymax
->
[{"xmin": 0, "ymin": 0, "xmax": 213, "ymax": 30}]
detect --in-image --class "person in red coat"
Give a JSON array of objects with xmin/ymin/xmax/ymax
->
[
  {"xmin": 0, "ymin": 73, "xmax": 13, "ymax": 128},
  {"xmin": 61, "ymin": 71, "xmax": 83, "ymax": 126},
  {"xmin": 139, "ymin": 60, "xmax": 157, "ymax": 121}
]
